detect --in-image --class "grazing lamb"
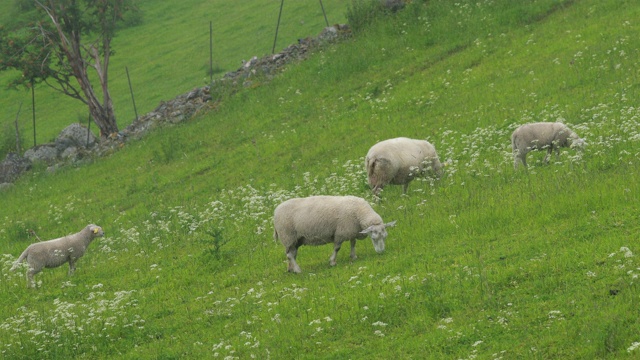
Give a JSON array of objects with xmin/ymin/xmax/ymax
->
[
  {"xmin": 273, "ymin": 195, "xmax": 396, "ymax": 273},
  {"xmin": 365, "ymin": 137, "xmax": 443, "ymax": 196},
  {"xmin": 10, "ymin": 224, "xmax": 104, "ymax": 288},
  {"xmin": 511, "ymin": 122, "xmax": 586, "ymax": 169}
]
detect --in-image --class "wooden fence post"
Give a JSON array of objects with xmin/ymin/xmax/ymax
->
[
  {"xmin": 319, "ymin": 0, "xmax": 329, "ymax": 26},
  {"xmin": 272, "ymin": 0, "xmax": 285, "ymax": 54},
  {"xmin": 31, "ymin": 82, "xmax": 36, "ymax": 147},
  {"xmin": 14, "ymin": 102, "xmax": 23, "ymax": 154},
  {"xmin": 210, "ymin": 21, "xmax": 214, "ymax": 85},
  {"xmin": 126, "ymin": 66, "xmax": 139, "ymax": 122}
]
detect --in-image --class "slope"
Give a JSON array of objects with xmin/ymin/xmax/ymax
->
[{"xmin": 1, "ymin": 0, "xmax": 639, "ymax": 358}]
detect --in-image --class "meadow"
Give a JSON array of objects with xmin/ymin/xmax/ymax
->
[{"xmin": 1, "ymin": 0, "xmax": 640, "ymax": 358}]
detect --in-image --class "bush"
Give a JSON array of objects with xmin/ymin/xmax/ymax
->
[
  {"xmin": 119, "ymin": 6, "xmax": 144, "ymax": 29},
  {"xmin": 346, "ymin": 0, "xmax": 417, "ymax": 33},
  {"xmin": 0, "ymin": 122, "xmax": 25, "ymax": 160},
  {"xmin": 346, "ymin": 0, "xmax": 387, "ymax": 33},
  {"xmin": 13, "ymin": 0, "xmax": 36, "ymax": 12}
]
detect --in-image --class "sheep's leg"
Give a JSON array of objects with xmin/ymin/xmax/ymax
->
[
  {"xmin": 286, "ymin": 246, "xmax": 302, "ymax": 273},
  {"xmin": 544, "ymin": 148, "xmax": 552, "ymax": 164},
  {"xmin": 68, "ymin": 260, "xmax": 76, "ymax": 276},
  {"xmin": 329, "ymin": 241, "xmax": 343, "ymax": 267},
  {"xmin": 349, "ymin": 239, "xmax": 357, "ymax": 261},
  {"xmin": 514, "ymin": 150, "xmax": 527, "ymax": 169},
  {"xmin": 514, "ymin": 154, "xmax": 527, "ymax": 169},
  {"xmin": 402, "ymin": 183, "xmax": 409, "ymax": 194},
  {"xmin": 26, "ymin": 268, "xmax": 38, "ymax": 289}
]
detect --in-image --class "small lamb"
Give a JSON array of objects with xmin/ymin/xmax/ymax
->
[
  {"xmin": 365, "ymin": 137, "xmax": 443, "ymax": 196},
  {"xmin": 10, "ymin": 224, "xmax": 104, "ymax": 288},
  {"xmin": 273, "ymin": 195, "xmax": 396, "ymax": 273},
  {"xmin": 511, "ymin": 122, "xmax": 586, "ymax": 169}
]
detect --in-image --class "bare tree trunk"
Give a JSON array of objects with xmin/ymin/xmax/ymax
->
[
  {"xmin": 66, "ymin": 50, "xmax": 118, "ymax": 138},
  {"xmin": 38, "ymin": 0, "xmax": 120, "ymax": 140},
  {"xmin": 86, "ymin": 90, "xmax": 118, "ymax": 138},
  {"xmin": 82, "ymin": 48, "xmax": 117, "ymax": 137},
  {"xmin": 90, "ymin": 44, "xmax": 119, "ymax": 138}
]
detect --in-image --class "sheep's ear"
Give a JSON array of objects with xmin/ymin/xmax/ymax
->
[
  {"xmin": 384, "ymin": 220, "xmax": 397, "ymax": 228},
  {"xmin": 360, "ymin": 226, "xmax": 374, "ymax": 235},
  {"xmin": 93, "ymin": 227, "xmax": 100, "ymax": 234}
]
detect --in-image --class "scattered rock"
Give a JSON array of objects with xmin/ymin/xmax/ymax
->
[
  {"xmin": 23, "ymin": 144, "xmax": 58, "ymax": 165},
  {"xmin": 56, "ymin": 123, "xmax": 98, "ymax": 150},
  {"xmin": 0, "ymin": 152, "xmax": 31, "ymax": 183},
  {"xmin": 60, "ymin": 146, "xmax": 79, "ymax": 161},
  {"xmin": 20, "ymin": 123, "xmax": 96, "ymax": 166},
  {"xmin": 609, "ymin": 289, "xmax": 620, "ymax": 296}
]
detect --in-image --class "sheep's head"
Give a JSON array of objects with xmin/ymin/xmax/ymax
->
[
  {"xmin": 568, "ymin": 131, "xmax": 587, "ymax": 149},
  {"xmin": 408, "ymin": 165, "xmax": 420, "ymax": 178},
  {"xmin": 360, "ymin": 220, "xmax": 397, "ymax": 253},
  {"xmin": 88, "ymin": 224, "xmax": 105, "ymax": 238}
]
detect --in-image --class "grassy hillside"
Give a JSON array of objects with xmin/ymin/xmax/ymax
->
[
  {"xmin": 2, "ymin": 0, "xmax": 640, "ymax": 358},
  {"xmin": 0, "ymin": 0, "xmax": 348, "ymax": 150}
]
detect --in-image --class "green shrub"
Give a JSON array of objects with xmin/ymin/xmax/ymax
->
[
  {"xmin": 0, "ymin": 122, "xmax": 25, "ymax": 159},
  {"xmin": 346, "ymin": 0, "xmax": 387, "ymax": 33}
]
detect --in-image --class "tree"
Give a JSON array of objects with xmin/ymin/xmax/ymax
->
[{"xmin": 0, "ymin": 0, "xmax": 138, "ymax": 139}]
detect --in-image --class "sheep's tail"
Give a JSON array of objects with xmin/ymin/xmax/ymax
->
[
  {"xmin": 10, "ymin": 248, "xmax": 28, "ymax": 272},
  {"xmin": 273, "ymin": 228, "xmax": 279, "ymax": 243},
  {"xmin": 367, "ymin": 157, "xmax": 391, "ymax": 192},
  {"xmin": 511, "ymin": 132, "xmax": 524, "ymax": 159},
  {"xmin": 366, "ymin": 157, "xmax": 380, "ymax": 189}
]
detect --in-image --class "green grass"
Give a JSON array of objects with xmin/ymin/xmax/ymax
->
[{"xmin": 2, "ymin": 0, "xmax": 640, "ymax": 358}]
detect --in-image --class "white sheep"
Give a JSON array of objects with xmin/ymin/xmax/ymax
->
[
  {"xmin": 10, "ymin": 224, "xmax": 104, "ymax": 288},
  {"xmin": 511, "ymin": 122, "xmax": 586, "ymax": 169},
  {"xmin": 365, "ymin": 137, "xmax": 443, "ymax": 196},
  {"xmin": 273, "ymin": 195, "xmax": 396, "ymax": 273}
]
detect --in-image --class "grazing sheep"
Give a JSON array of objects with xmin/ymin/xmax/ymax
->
[
  {"xmin": 273, "ymin": 195, "xmax": 396, "ymax": 273},
  {"xmin": 10, "ymin": 224, "xmax": 104, "ymax": 288},
  {"xmin": 511, "ymin": 122, "xmax": 586, "ymax": 169},
  {"xmin": 365, "ymin": 137, "xmax": 443, "ymax": 196}
]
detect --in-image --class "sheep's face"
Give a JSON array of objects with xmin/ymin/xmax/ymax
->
[
  {"xmin": 570, "ymin": 136, "xmax": 586, "ymax": 149},
  {"xmin": 361, "ymin": 221, "xmax": 397, "ymax": 254},
  {"xmin": 90, "ymin": 225, "xmax": 105, "ymax": 238}
]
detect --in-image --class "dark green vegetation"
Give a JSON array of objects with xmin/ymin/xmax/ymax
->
[{"xmin": 2, "ymin": 0, "xmax": 640, "ymax": 358}]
